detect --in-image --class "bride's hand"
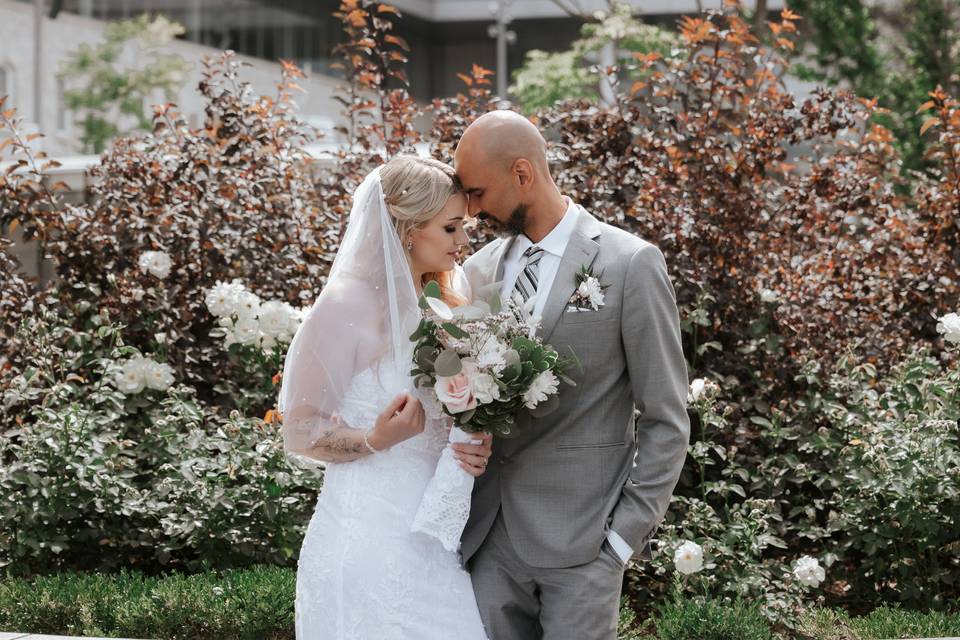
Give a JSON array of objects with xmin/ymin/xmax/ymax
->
[
  {"xmin": 368, "ymin": 393, "xmax": 425, "ymax": 450},
  {"xmin": 452, "ymin": 432, "xmax": 493, "ymax": 477}
]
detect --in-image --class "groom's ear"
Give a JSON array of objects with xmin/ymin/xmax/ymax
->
[{"xmin": 513, "ymin": 158, "xmax": 534, "ymax": 190}]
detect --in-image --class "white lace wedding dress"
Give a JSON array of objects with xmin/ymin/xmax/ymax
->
[{"xmin": 294, "ymin": 359, "xmax": 489, "ymax": 640}]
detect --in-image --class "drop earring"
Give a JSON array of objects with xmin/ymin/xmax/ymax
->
[{"xmin": 406, "ymin": 239, "xmax": 413, "ymax": 251}]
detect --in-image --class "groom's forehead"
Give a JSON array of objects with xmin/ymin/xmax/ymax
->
[{"xmin": 455, "ymin": 163, "xmax": 487, "ymax": 193}]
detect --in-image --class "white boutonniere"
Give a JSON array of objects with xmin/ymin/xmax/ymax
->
[{"xmin": 569, "ymin": 265, "xmax": 609, "ymax": 311}]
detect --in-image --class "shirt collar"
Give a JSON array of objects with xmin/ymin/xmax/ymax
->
[{"xmin": 516, "ymin": 197, "xmax": 579, "ymax": 258}]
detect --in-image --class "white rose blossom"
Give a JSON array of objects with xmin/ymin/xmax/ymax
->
[
  {"xmin": 114, "ymin": 356, "xmax": 174, "ymax": 394},
  {"xmin": 233, "ymin": 317, "xmax": 261, "ymax": 345},
  {"xmin": 688, "ymin": 377, "xmax": 720, "ymax": 403},
  {"xmin": 689, "ymin": 378, "xmax": 706, "ymax": 402},
  {"xmin": 205, "ymin": 281, "xmax": 302, "ymax": 353},
  {"xmin": 760, "ymin": 288, "xmax": 779, "ymax": 304},
  {"xmin": 793, "ymin": 555, "xmax": 826, "ymax": 588},
  {"xmin": 936, "ymin": 312, "xmax": 960, "ymax": 346},
  {"xmin": 474, "ymin": 372, "xmax": 502, "ymax": 405},
  {"xmin": 143, "ymin": 360, "xmax": 175, "ymax": 391},
  {"xmin": 137, "ymin": 250, "xmax": 172, "ymax": 279},
  {"xmin": 258, "ymin": 300, "xmax": 297, "ymax": 338},
  {"xmin": 523, "ymin": 370, "xmax": 559, "ymax": 409},
  {"xmin": 115, "ymin": 357, "xmax": 148, "ymax": 394},
  {"xmin": 674, "ymin": 540, "xmax": 704, "ymax": 575},
  {"xmin": 234, "ymin": 291, "xmax": 262, "ymax": 320},
  {"xmin": 205, "ymin": 280, "xmax": 244, "ymax": 318}
]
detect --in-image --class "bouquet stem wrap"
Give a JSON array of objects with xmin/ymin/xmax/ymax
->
[{"xmin": 410, "ymin": 426, "xmax": 477, "ymax": 552}]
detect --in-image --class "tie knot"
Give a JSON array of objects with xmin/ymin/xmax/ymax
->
[{"xmin": 523, "ymin": 245, "xmax": 545, "ymax": 265}]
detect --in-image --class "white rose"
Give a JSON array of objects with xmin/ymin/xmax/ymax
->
[
  {"xmin": 114, "ymin": 357, "xmax": 147, "ymax": 394},
  {"xmin": 143, "ymin": 360, "xmax": 175, "ymax": 391},
  {"xmin": 137, "ymin": 250, "xmax": 172, "ymax": 279},
  {"xmin": 258, "ymin": 301, "xmax": 295, "ymax": 337},
  {"xmin": 234, "ymin": 291, "xmax": 261, "ymax": 320},
  {"xmin": 689, "ymin": 378, "xmax": 706, "ymax": 402},
  {"xmin": 673, "ymin": 540, "xmax": 704, "ymax": 575},
  {"xmin": 260, "ymin": 334, "xmax": 277, "ymax": 350},
  {"xmin": 206, "ymin": 281, "xmax": 242, "ymax": 318},
  {"xmin": 474, "ymin": 372, "xmax": 501, "ymax": 405},
  {"xmin": 936, "ymin": 312, "xmax": 960, "ymax": 346},
  {"xmin": 793, "ymin": 555, "xmax": 826, "ymax": 588},
  {"xmin": 286, "ymin": 308, "xmax": 305, "ymax": 335},
  {"xmin": 434, "ymin": 360, "xmax": 478, "ymax": 414},
  {"xmin": 760, "ymin": 288, "xmax": 779, "ymax": 304},
  {"xmin": 523, "ymin": 370, "xmax": 559, "ymax": 410},
  {"xmin": 233, "ymin": 317, "xmax": 261, "ymax": 345}
]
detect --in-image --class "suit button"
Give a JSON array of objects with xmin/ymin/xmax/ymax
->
[{"xmin": 498, "ymin": 457, "xmax": 509, "ymax": 465}]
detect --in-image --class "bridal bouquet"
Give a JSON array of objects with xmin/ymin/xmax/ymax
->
[{"xmin": 409, "ymin": 280, "xmax": 579, "ymax": 552}]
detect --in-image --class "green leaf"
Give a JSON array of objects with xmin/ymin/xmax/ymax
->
[
  {"xmin": 489, "ymin": 291, "xmax": 502, "ymax": 314},
  {"xmin": 434, "ymin": 349, "xmax": 462, "ymax": 377},
  {"xmin": 423, "ymin": 280, "xmax": 442, "ymax": 299},
  {"xmin": 442, "ymin": 322, "xmax": 469, "ymax": 340}
]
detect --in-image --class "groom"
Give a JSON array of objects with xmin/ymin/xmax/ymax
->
[{"xmin": 455, "ymin": 110, "xmax": 691, "ymax": 640}]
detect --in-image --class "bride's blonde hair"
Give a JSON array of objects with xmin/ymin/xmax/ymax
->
[{"xmin": 380, "ymin": 155, "xmax": 467, "ymax": 307}]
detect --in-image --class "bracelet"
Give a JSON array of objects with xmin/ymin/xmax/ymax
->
[{"xmin": 362, "ymin": 428, "xmax": 380, "ymax": 454}]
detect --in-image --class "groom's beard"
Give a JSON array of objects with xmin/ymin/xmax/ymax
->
[{"xmin": 479, "ymin": 204, "xmax": 527, "ymax": 238}]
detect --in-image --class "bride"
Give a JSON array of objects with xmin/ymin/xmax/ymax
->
[{"xmin": 277, "ymin": 155, "xmax": 493, "ymax": 639}]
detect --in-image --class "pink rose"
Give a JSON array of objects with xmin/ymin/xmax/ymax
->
[{"xmin": 434, "ymin": 361, "xmax": 477, "ymax": 414}]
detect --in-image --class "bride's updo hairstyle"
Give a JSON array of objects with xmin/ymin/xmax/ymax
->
[{"xmin": 380, "ymin": 154, "xmax": 467, "ymax": 306}]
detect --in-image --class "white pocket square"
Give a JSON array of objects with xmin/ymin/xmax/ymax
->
[{"xmin": 564, "ymin": 304, "xmax": 591, "ymax": 313}]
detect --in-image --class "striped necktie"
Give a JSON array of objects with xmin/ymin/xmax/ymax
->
[{"xmin": 513, "ymin": 245, "xmax": 545, "ymax": 303}]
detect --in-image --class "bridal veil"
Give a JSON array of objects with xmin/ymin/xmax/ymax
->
[{"xmin": 277, "ymin": 166, "xmax": 421, "ymax": 459}]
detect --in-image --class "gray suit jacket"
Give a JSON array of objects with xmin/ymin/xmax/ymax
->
[{"xmin": 461, "ymin": 205, "xmax": 690, "ymax": 569}]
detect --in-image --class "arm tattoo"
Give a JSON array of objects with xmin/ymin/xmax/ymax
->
[{"xmin": 306, "ymin": 426, "xmax": 372, "ymax": 462}]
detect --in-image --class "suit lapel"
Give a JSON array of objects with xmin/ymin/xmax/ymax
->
[
  {"xmin": 536, "ymin": 207, "xmax": 602, "ymax": 344},
  {"xmin": 492, "ymin": 235, "xmax": 517, "ymax": 283}
]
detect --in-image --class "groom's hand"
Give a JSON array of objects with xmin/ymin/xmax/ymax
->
[{"xmin": 451, "ymin": 432, "xmax": 493, "ymax": 477}]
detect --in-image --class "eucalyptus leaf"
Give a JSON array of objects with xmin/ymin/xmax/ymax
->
[
  {"xmin": 442, "ymin": 322, "xmax": 469, "ymax": 340},
  {"xmin": 489, "ymin": 291, "xmax": 502, "ymax": 314},
  {"xmin": 434, "ymin": 349, "xmax": 462, "ymax": 377}
]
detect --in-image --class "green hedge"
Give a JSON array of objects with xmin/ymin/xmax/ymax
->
[
  {"xmin": 0, "ymin": 566, "xmax": 293, "ymax": 640},
  {"xmin": 2, "ymin": 566, "xmax": 959, "ymax": 640}
]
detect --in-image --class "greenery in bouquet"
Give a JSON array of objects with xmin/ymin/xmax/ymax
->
[{"xmin": 408, "ymin": 281, "xmax": 580, "ymax": 437}]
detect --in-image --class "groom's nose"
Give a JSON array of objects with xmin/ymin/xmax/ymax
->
[{"xmin": 466, "ymin": 197, "xmax": 481, "ymax": 218}]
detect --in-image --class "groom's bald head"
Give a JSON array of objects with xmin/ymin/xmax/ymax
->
[
  {"xmin": 454, "ymin": 111, "xmax": 559, "ymax": 237},
  {"xmin": 456, "ymin": 110, "xmax": 550, "ymax": 176}
]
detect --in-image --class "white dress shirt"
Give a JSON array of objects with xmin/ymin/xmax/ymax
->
[
  {"xmin": 498, "ymin": 197, "xmax": 635, "ymax": 565},
  {"xmin": 499, "ymin": 197, "xmax": 578, "ymax": 319}
]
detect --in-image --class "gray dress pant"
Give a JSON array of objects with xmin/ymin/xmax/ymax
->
[{"xmin": 468, "ymin": 508, "xmax": 626, "ymax": 640}]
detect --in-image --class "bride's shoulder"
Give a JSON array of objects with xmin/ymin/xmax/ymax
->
[{"xmin": 308, "ymin": 276, "xmax": 384, "ymax": 323}]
